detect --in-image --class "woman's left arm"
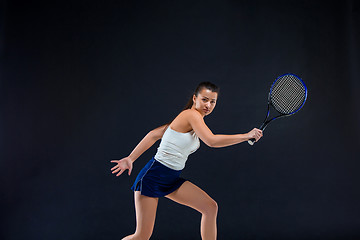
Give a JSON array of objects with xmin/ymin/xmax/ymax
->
[
  {"xmin": 127, "ymin": 124, "xmax": 167, "ymax": 162},
  {"xmin": 111, "ymin": 125, "xmax": 168, "ymax": 176}
]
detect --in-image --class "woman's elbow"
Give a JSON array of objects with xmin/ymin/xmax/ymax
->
[
  {"xmin": 207, "ymin": 143, "xmax": 216, "ymax": 148},
  {"xmin": 149, "ymin": 130, "xmax": 162, "ymax": 141},
  {"xmin": 204, "ymin": 137, "xmax": 217, "ymax": 148}
]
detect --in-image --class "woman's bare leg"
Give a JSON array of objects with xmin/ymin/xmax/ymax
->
[
  {"xmin": 165, "ymin": 181, "xmax": 218, "ymax": 240},
  {"xmin": 122, "ymin": 191, "xmax": 159, "ymax": 240}
]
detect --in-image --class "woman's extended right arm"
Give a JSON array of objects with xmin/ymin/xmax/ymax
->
[
  {"xmin": 187, "ymin": 109, "xmax": 263, "ymax": 148},
  {"xmin": 110, "ymin": 124, "xmax": 168, "ymax": 176}
]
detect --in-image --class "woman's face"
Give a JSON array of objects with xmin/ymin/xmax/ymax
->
[{"xmin": 192, "ymin": 88, "xmax": 218, "ymax": 117}]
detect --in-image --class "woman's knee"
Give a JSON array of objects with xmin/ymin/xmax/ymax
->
[{"xmin": 200, "ymin": 198, "xmax": 218, "ymax": 216}]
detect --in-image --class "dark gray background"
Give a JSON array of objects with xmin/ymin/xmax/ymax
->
[{"xmin": 1, "ymin": 0, "xmax": 360, "ymax": 239}]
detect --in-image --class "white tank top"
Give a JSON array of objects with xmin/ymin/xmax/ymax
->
[{"xmin": 154, "ymin": 127, "xmax": 200, "ymax": 170}]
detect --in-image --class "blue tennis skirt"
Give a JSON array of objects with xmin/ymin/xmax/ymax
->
[{"xmin": 131, "ymin": 157, "xmax": 187, "ymax": 198}]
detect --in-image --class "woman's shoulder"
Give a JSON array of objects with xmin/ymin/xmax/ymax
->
[
  {"xmin": 181, "ymin": 109, "xmax": 202, "ymax": 117},
  {"xmin": 178, "ymin": 109, "xmax": 201, "ymax": 119},
  {"xmin": 171, "ymin": 109, "xmax": 202, "ymax": 129},
  {"xmin": 174, "ymin": 109, "xmax": 203, "ymax": 124},
  {"xmin": 174, "ymin": 109, "xmax": 201, "ymax": 122}
]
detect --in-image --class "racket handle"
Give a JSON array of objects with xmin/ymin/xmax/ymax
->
[
  {"xmin": 248, "ymin": 123, "xmax": 266, "ymax": 146},
  {"xmin": 248, "ymin": 138, "xmax": 256, "ymax": 145}
]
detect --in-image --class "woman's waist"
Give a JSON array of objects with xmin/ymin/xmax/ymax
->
[{"xmin": 153, "ymin": 155, "xmax": 186, "ymax": 171}]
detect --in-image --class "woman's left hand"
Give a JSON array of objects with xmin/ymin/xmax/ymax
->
[{"xmin": 110, "ymin": 157, "xmax": 133, "ymax": 176}]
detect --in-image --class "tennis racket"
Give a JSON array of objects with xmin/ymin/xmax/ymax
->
[{"xmin": 248, "ymin": 73, "xmax": 308, "ymax": 145}]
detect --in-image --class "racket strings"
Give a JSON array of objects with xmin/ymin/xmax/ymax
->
[
  {"xmin": 272, "ymin": 84, "xmax": 304, "ymax": 113},
  {"xmin": 272, "ymin": 78, "xmax": 305, "ymax": 113},
  {"xmin": 270, "ymin": 75, "xmax": 306, "ymax": 114}
]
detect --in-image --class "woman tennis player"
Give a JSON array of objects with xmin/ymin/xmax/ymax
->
[{"xmin": 111, "ymin": 82, "xmax": 263, "ymax": 240}]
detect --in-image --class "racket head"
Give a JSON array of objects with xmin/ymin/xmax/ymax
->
[{"xmin": 269, "ymin": 73, "xmax": 307, "ymax": 115}]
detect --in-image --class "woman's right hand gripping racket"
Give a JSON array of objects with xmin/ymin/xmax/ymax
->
[{"xmin": 248, "ymin": 73, "xmax": 308, "ymax": 145}]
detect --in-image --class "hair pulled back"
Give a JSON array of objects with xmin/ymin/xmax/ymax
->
[{"xmin": 182, "ymin": 81, "xmax": 220, "ymax": 110}]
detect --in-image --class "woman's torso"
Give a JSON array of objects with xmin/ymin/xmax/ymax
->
[{"xmin": 154, "ymin": 110, "xmax": 200, "ymax": 170}]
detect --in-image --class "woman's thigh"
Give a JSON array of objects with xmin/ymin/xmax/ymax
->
[{"xmin": 165, "ymin": 181, "xmax": 218, "ymax": 215}]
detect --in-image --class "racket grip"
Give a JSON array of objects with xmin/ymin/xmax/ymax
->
[
  {"xmin": 248, "ymin": 138, "xmax": 256, "ymax": 145},
  {"xmin": 248, "ymin": 123, "xmax": 266, "ymax": 146}
]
